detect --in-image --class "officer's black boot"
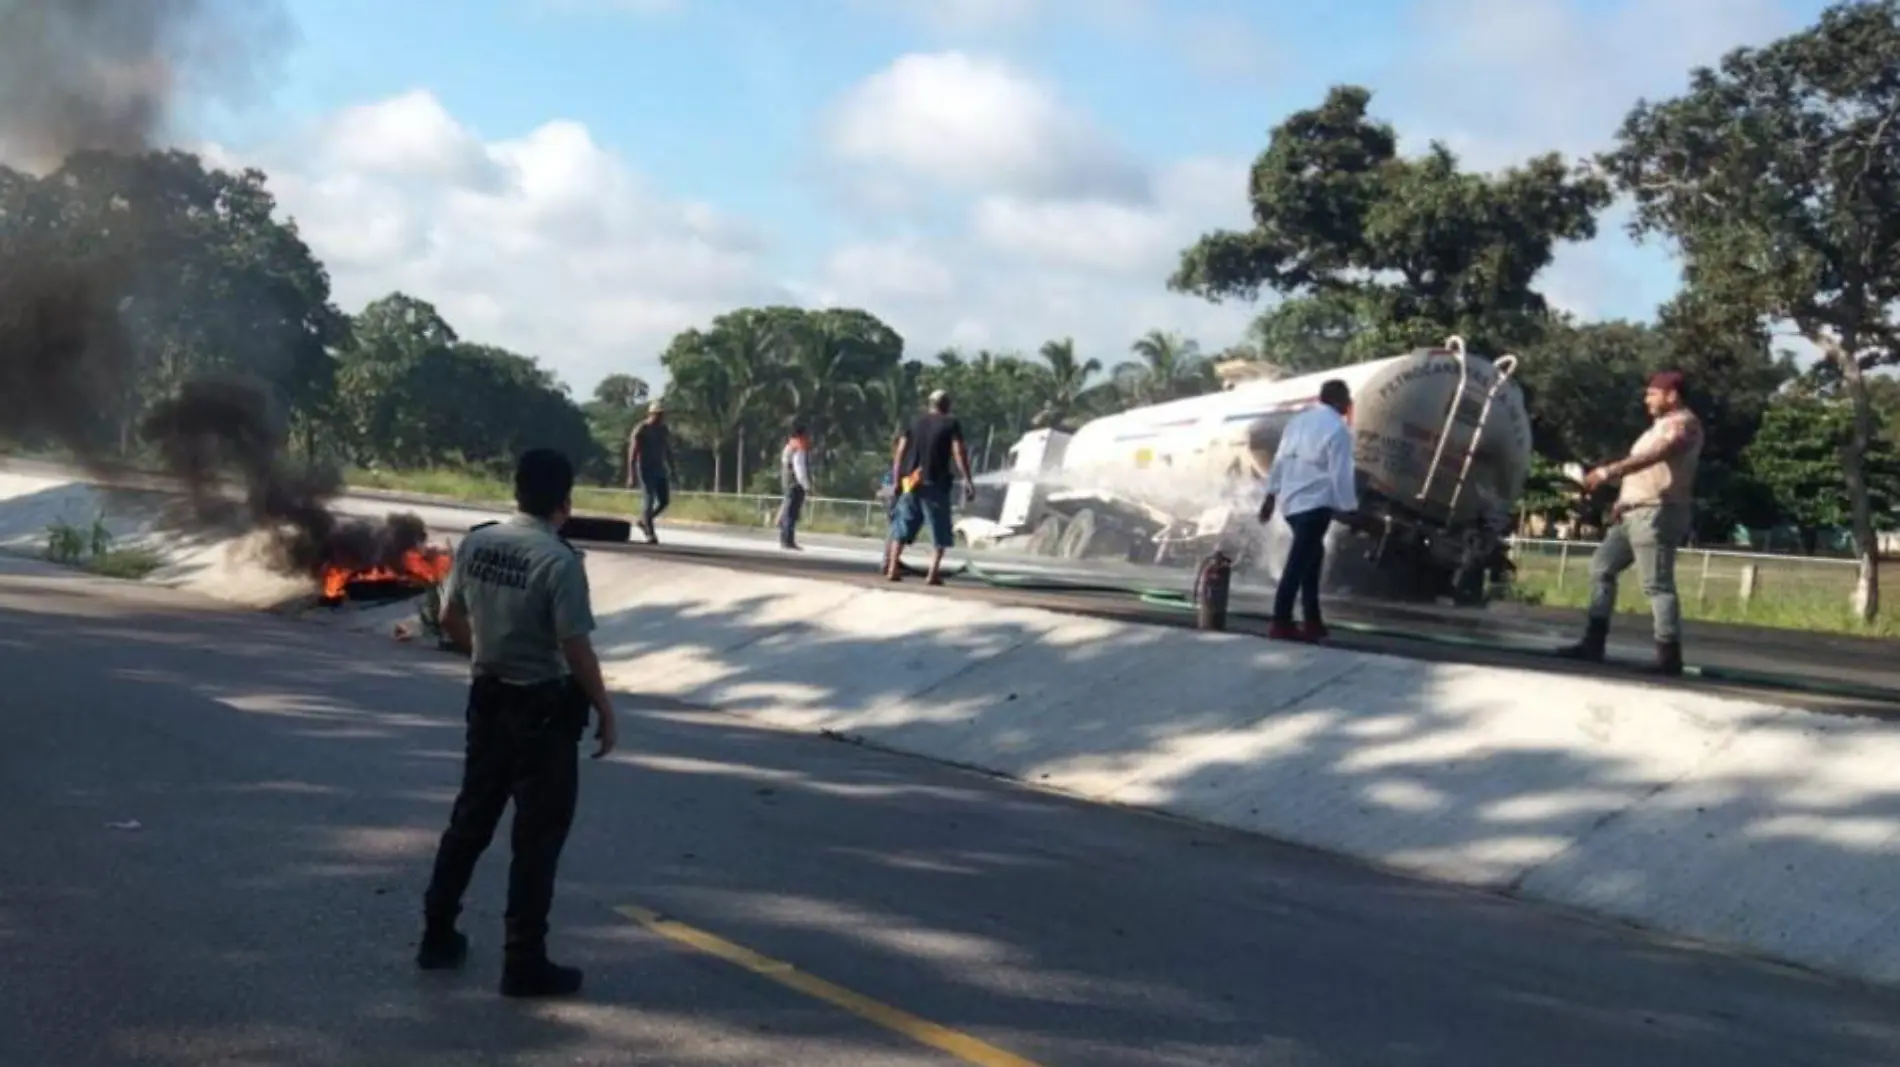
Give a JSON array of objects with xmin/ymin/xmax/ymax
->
[
  {"xmin": 500, "ymin": 924, "xmax": 583, "ymax": 998},
  {"xmin": 1554, "ymin": 616, "xmax": 1610, "ymax": 662},
  {"xmin": 416, "ymin": 916, "xmax": 468, "ymax": 971},
  {"xmin": 1653, "ymin": 639, "xmax": 1684, "ymax": 677}
]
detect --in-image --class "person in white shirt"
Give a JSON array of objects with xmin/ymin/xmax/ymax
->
[
  {"xmin": 1257, "ymin": 379, "xmax": 1359, "ymax": 641},
  {"xmin": 777, "ymin": 422, "xmax": 813, "ymax": 550}
]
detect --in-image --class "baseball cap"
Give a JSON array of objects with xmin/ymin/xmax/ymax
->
[{"xmin": 1647, "ymin": 370, "xmax": 1686, "ymax": 392}]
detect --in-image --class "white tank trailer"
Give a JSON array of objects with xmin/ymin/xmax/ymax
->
[{"xmin": 955, "ymin": 337, "xmax": 1533, "ymax": 606}]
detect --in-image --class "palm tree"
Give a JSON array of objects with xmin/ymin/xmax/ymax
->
[
  {"xmin": 780, "ymin": 314, "xmax": 872, "ymax": 478},
  {"xmin": 669, "ymin": 319, "xmax": 779, "ymax": 492},
  {"xmin": 1032, "ymin": 337, "xmax": 1104, "ymax": 428},
  {"xmin": 1115, "ymin": 330, "xmax": 1213, "ymax": 405}
]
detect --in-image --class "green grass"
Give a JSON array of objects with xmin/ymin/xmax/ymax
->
[
  {"xmin": 1506, "ymin": 547, "xmax": 1900, "ymax": 638},
  {"xmin": 41, "ymin": 516, "xmax": 166, "ymax": 582},
  {"xmin": 84, "ymin": 548, "xmax": 165, "ymax": 580},
  {"xmin": 346, "ymin": 467, "xmax": 890, "ymax": 538}
]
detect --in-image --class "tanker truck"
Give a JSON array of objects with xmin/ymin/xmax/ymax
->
[{"xmin": 954, "ymin": 337, "xmax": 1533, "ymax": 606}]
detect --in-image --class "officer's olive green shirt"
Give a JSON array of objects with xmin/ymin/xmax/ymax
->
[{"xmin": 440, "ymin": 513, "xmax": 596, "ymax": 684}]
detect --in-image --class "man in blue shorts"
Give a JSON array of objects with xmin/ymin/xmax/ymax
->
[{"xmin": 885, "ymin": 389, "xmax": 974, "ymax": 586}]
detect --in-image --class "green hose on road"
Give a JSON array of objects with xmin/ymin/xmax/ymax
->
[{"xmin": 955, "ymin": 559, "xmax": 1900, "ymax": 705}]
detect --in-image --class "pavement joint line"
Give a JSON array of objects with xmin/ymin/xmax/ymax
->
[{"xmin": 613, "ymin": 903, "xmax": 1046, "ymax": 1067}]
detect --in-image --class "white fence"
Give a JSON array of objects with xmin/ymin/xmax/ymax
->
[
  {"xmin": 1506, "ymin": 536, "xmax": 1869, "ymax": 612},
  {"xmin": 588, "ymin": 486, "xmax": 892, "ymax": 538}
]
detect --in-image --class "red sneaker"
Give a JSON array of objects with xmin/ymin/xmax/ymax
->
[
  {"xmin": 1302, "ymin": 621, "xmax": 1329, "ymax": 642},
  {"xmin": 1267, "ymin": 621, "xmax": 1304, "ymax": 641}
]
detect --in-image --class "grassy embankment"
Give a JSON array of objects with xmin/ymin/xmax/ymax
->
[
  {"xmin": 354, "ymin": 467, "xmax": 1898, "ymax": 639},
  {"xmin": 43, "ymin": 516, "xmax": 164, "ymax": 581},
  {"xmin": 1506, "ymin": 550, "xmax": 1900, "ymax": 639},
  {"xmin": 346, "ymin": 467, "xmax": 888, "ymax": 538}
]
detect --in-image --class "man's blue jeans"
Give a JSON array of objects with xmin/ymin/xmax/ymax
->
[
  {"xmin": 1273, "ymin": 507, "xmax": 1334, "ymax": 626},
  {"xmin": 641, "ymin": 473, "xmax": 669, "ymax": 527}
]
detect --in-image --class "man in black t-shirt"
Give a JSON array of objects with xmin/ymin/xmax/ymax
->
[
  {"xmin": 625, "ymin": 404, "xmax": 674, "ymax": 544},
  {"xmin": 885, "ymin": 389, "xmax": 974, "ymax": 585}
]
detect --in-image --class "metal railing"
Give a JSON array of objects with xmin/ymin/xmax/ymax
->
[
  {"xmin": 583, "ymin": 486, "xmax": 892, "ymax": 539},
  {"xmin": 1505, "ymin": 536, "xmax": 1866, "ymax": 612}
]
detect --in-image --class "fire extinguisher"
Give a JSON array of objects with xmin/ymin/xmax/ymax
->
[{"xmin": 1194, "ymin": 550, "xmax": 1232, "ymax": 632}]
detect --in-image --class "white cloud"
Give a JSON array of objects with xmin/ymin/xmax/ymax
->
[
  {"xmin": 806, "ymin": 49, "xmax": 1260, "ymax": 365},
  {"xmin": 864, "ymin": 0, "xmax": 1045, "ymax": 34},
  {"xmin": 1372, "ymin": 0, "xmax": 1810, "ymax": 325},
  {"xmin": 1390, "ymin": 0, "xmax": 1799, "ymax": 170},
  {"xmin": 822, "ymin": 239, "xmax": 957, "ymax": 301},
  {"xmin": 204, "ymin": 90, "xmax": 785, "ymax": 395},
  {"xmin": 856, "ymin": 0, "xmax": 1153, "ymax": 36},
  {"xmin": 823, "ymin": 51, "xmax": 1148, "ymax": 203},
  {"xmin": 809, "ymin": 155, "xmax": 1256, "ymax": 364}
]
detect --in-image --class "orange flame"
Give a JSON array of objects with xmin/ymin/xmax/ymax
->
[{"xmin": 320, "ymin": 547, "xmax": 452, "ymax": 601}]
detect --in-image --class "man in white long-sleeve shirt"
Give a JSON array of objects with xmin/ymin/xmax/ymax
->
[
  {"xmin": 1258, "ymin": 379, "xmax": 1359, "ymax": 641},
  {"xmin": 778, "ymin": 423, "xmax": 812, "ymax": 550}
]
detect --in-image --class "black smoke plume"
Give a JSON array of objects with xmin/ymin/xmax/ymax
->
[{"xmin": 0, "ymin": 0, "xmax": 438, "ymax": 588}]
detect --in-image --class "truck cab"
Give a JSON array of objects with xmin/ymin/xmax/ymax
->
[{"xmin": 954, "ymin": 428, "xmax": 1070, "ymax": 549}]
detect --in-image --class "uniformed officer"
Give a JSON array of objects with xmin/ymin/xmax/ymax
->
[{"xmin": 415, "ymin": 447, "xmax": 619, "ymax": 998}]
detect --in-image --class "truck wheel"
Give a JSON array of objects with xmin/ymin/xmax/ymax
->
[
  {"xmin": 1057, "ymin": 508, "xmax": 1098, "ymax": 559},
  {"xmin": 1025, "ymin": 515, "xmax": 1066, "ymax": 555}
]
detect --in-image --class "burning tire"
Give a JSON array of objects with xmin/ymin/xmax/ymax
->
[{"xmin": 558, "ymin": 515, "xmax": 633, "ymax": 543}]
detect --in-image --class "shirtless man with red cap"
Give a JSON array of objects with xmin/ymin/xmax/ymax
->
[{"xmin": 1556, "ymin": 370, "xmax": 1704, "ymax": 676}]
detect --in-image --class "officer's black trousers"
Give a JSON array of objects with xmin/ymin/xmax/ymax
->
[{"xmin": 422, "ymin": 676, "xmax": 584, "ymax": 952}]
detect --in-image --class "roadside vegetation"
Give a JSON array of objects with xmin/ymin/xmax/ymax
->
[
  {"xmin": 347, "ymin": 467, "xmax": 887, "ymax": 538},
  {"xmin": 1504, "ymin": 572, "xmax": 1900, "ymax": 639},
  {"xmin": 43, "ymin": 515, "xmax": 164, "ymax": 581}
]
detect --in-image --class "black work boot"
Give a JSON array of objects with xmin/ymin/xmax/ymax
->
[
  {"xmin": 415, "ymin": 923, "xmax": 468, "ymax": 971},
  {"xmin": 500, "ymin": 930, "xmax": 582, "ymax": 998},
  {"xmin": 1653, "ymin": 639, "xmax": 1684, "ymax": 677},
  {"xmin": 1554, "ymin": 617, "xmax": 1610, "ymax": 662}
]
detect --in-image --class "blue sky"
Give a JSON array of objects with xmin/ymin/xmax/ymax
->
[{"xmin": 190, "ymin": 0, "xmax": 1833, "ymax": 394}]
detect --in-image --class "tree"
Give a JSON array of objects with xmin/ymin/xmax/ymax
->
[
  {"xmin": 0, "ymin": 150, "xmax": 348, "ymax": 462},
  {"xmin": 1244, "ymin": 292, "xmax": 1389, "ymax": 374},
  {"xmin": 582, "ymin": 374, "xmax": 651, "ymax": 476},
  {"xmin": 1601, "ymin": 0, "xmax": 1900, "ymax": 618},
  {"xmin": 660, "ymin": 311, "xmax": 781, "ymax": 492},
  {"xmin": 1745, "ymin": 387, "xmax": 1900, "ymax": 553},
  {"xmin": 779, "ymin": 306, "xmax": 906, "ymax": 475},
  {"xmin": 329, "ymin": 292, "xmax": 599, "ymax": 474},
  {"xmin": 652, "ymin": 305, "xmax": 907, "ymax": 492},
  {"xmin": 1116, "ymin": 330, "xmax": 1213, "ymax": 404},
  {"xmin": 1517, "ymin": 319, "xmax": 1662, "ymax": 466},
  {"xmin": 1031, "ymin": 337, "xmax": 1105, "ymax": 429},
  {"xmin": 333, "ymin": 292, "xmax": 460, "ymax": 465},
  {"xmin": 1170, "ymin": 85, "xmax": 1612, "ymax": 358},
  {"xmin": 593, "ymin": 374, "xmax": 650, "ymax": 411},
  {"xmin": 407, "ymin": 342, "xmax": 599, "ymax": 474},
  {"xmin": 1517, "ymin": 312, "xmax": 1792, "ymax": 539}
]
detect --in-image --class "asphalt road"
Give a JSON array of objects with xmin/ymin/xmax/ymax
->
[{"xmin": 5, "ymin": 557, "xmax": 1900, "ymax": 1066}]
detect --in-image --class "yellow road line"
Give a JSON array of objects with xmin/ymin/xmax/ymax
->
[{"xmin": 615, "ymin": 903, "xmax": 1046, "ymax": 1067}]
